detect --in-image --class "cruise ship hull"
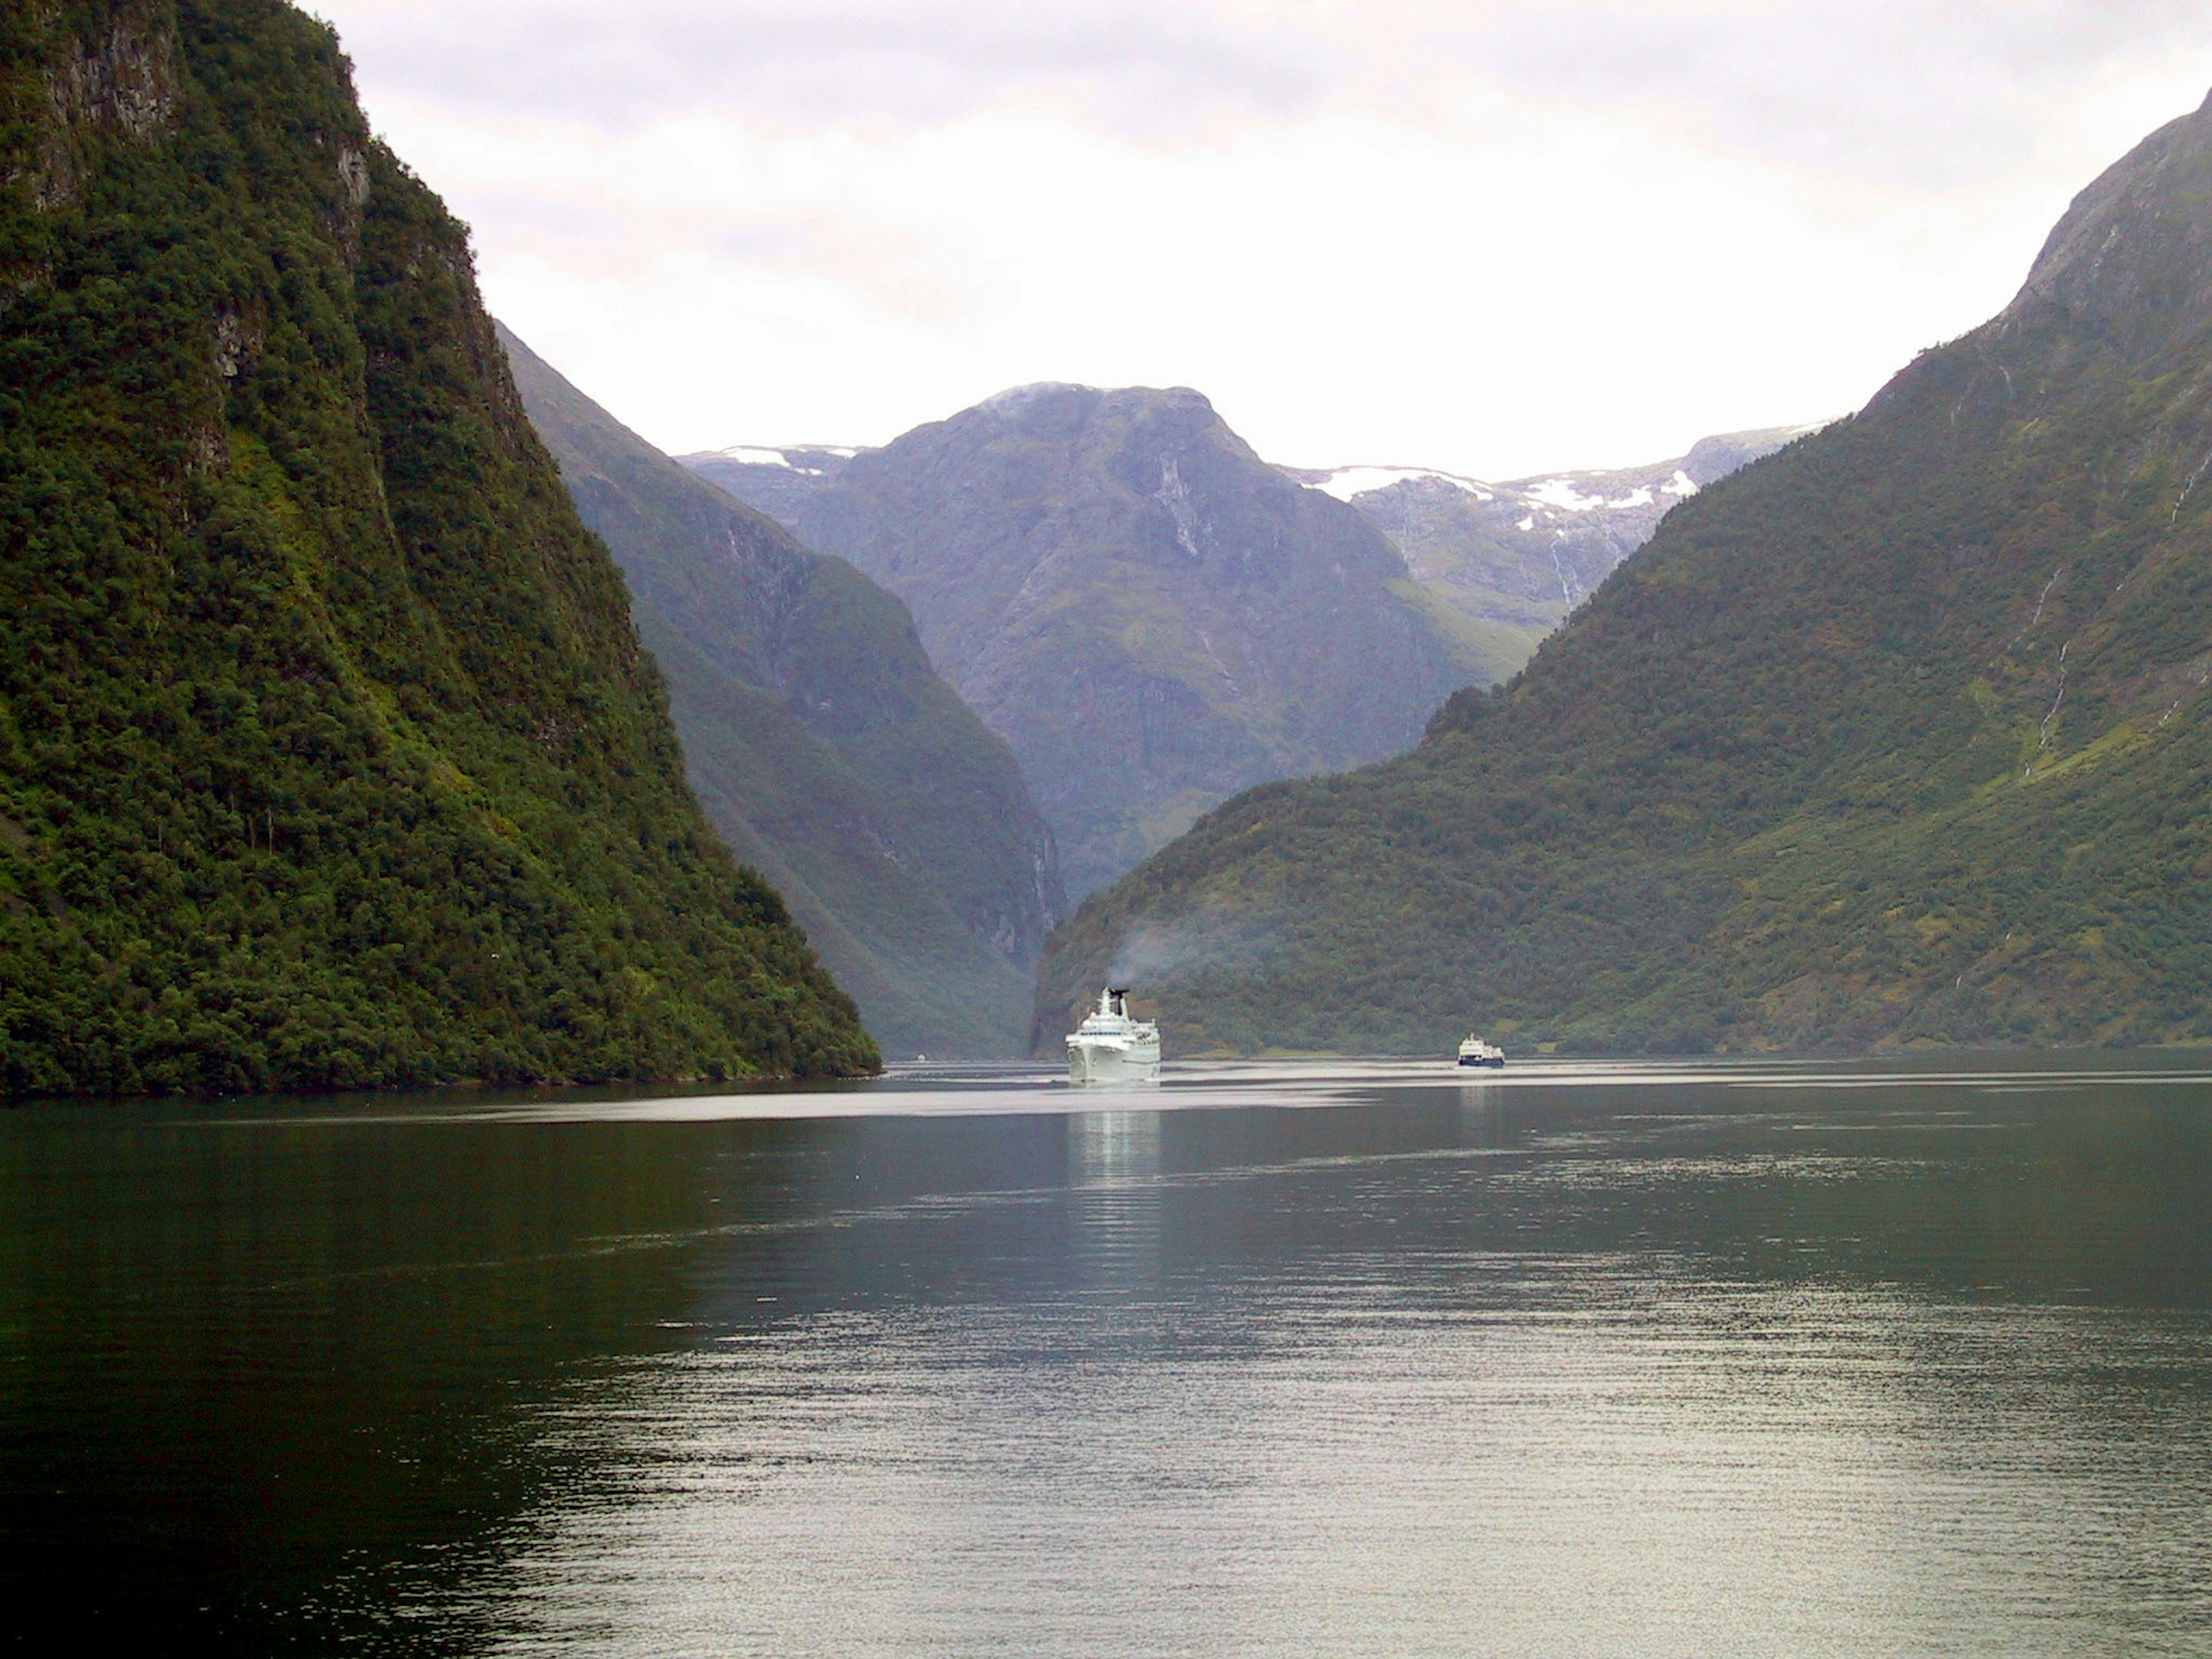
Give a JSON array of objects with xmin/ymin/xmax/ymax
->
[{"xmin": 1067, "ymin": 1039, "xmax": 1161, "ymax": 1086}]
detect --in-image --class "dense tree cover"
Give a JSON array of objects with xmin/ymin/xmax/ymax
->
[
  {"xmin": 1040, "ymin": 96, "xmax": 2212, "ymax": 1055},
  {"xmin": 0, "ymin": 0, "xmax": 876, "ymax": 1093},
  {"xmin": 503, "ymin": 325, "xmax": 1063, "ymax": 1059}
]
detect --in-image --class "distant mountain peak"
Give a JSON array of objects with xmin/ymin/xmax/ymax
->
[
  {"xmin": 1301, "ymin": 465, "xmax": 1498, "ymax": 503},
  {"xmin": 973, "ymin": 381, "xmax": 1217, "ymax": 431},
  {"xmin": 705, "ymin": 443, "xmax": 862, "ymax": 472},
  {"xmin": 1271, "ymin": 426, "xmax": 1821, "ymax": 643},
  {"xmin": 2005, "ymin": 88, "xmax": 2212, "ymax": 354},
  {"xmin": 1039, "ymin": 92, "xmax": 2212, "ymax": 1058},
  {"xmin": 978, "ymin": 380, "xmax": 1097, "ymax": 414},
  {"xmin": 695, "ymin": 382, "xmax": 1467, "ymax": 900}
]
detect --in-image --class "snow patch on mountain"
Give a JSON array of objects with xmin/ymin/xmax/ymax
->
[
  {"xmin": 1308, "ymin": 465, "xmax": 1496, "ymax": 503},
  {"xmin": 1525, "ymin": 478, "xmax": 1608, "ymax": 512},
  {"xmin": 706, "ymin": 444, "xmax": 869, "ymax": 479},
  {"xmin": 713, "ymin": 444, "xmax": 800, "ymax": 469}
]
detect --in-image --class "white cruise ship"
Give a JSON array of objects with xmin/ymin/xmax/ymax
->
[{"xmin": 1066, "ymin": 987, "xmax": 1161, "ymax": 1085}]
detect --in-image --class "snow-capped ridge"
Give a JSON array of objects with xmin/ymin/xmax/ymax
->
[
  {"xmin": 714, "ymin": 445, "xmax": 801, "ymax": 471},
  {"xmin": 1304, "ymin": 465, "xmax": 1498, "ymax": 504},
  {"xmin": 705, "ymin": 443, "xmax": 866, "ymax": 478}
]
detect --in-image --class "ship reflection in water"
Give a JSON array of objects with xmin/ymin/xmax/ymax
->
[
  {"xmin": 6, "ymin": 1057, "xmax": 2212, "ymax": 1653},
  {"xmin": 1069, "ymin": 1109, "xmax": 1163, "ymax": 1286}
]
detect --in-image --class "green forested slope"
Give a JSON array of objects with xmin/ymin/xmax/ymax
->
[
  {"xmin": 1040, "ymin": 94, "xmax": 2212, "ymax": 1055},
  {"xmin": 0, "ymin": 0, "xmax": 875, "ymax": 1093},
  {"xmin": 502, "ymin": 326, "xmax": 1062, "ymax": 1059}
]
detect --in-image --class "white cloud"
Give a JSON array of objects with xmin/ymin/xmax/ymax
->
[
  {"xmin": 1443, "ymin": 0, "xmax": 2212, "ymax": 187},
  {"xmin": 312, "ymin": 0, "xmax": 2212, "ymax": 476}
]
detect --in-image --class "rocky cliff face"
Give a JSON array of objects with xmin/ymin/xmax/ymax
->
[
  {"xmin": 503, "ymin": 327, "xmax": 1062, "ymax": 1059},
  {"xmin": 2002, "ymin": 89, "xmax": 2212, "ymax": 361},
  {"xmin": 0, "ymin": 0, "xmax": 875, "ymax": 1092},
  {"xmin": 692, "ymin": 384, "xmax": 1474, "ymax": 899},
  {"xmin": 1040, "ymin": 92, "xmax": 2212, "ymax": 1056}
]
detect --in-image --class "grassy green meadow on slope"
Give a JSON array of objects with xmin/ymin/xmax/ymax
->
[
  {"xmin": 1040, "ymin": 93, "xmax": 2212, "ymax": 1056},
  {"xmin": 0, "ymin": 0, "xmax": 876, "ymax": 1093}
]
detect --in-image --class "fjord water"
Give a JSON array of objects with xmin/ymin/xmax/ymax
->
[{"xmin": 4, "ymin": 1061, "xmax": 2211, "ymax": 1654}]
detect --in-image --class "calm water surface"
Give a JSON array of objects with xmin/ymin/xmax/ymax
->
[{"xmin": 5, "ymin": 1057, "xmax": 2212, "ymax": 1654}]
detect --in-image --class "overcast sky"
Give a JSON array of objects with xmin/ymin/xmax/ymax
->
[{"xmin": 312, "ymin": 1, "xmax": 2212, "ymax": 478}]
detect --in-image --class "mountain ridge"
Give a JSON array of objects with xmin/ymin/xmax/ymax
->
[
  {"xmin": 502, "ymin": 324, "xmax": 1062, "ymax": 1059},
  {"xmin": 695, "ymin": 382, "xmax": 1476, "ymax": 899},
  {"xmin": 1279, "ymin": 425, "xmax": 1822, "ymax": 679},
  {"xmin": 1036, "ymin": 92, "xmax": 2212, "ymax": 1056},
  {"xmin": 685, "ymin": 418, "xmax": 1819, "ymax": 745}
]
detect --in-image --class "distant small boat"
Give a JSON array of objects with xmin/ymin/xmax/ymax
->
[
  {"xmin": 1068, "ymin": 987, "xmax": 1160, "ymax": 1085},
  {"xmin": 1457, "ymin": 1035, "xmax": 1505, "ymax": 1068}
]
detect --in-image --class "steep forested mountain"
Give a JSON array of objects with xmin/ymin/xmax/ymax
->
[
  {"xmin": 1041, "ymin": 93, "xmax": 2212, "ymax": 1056},
  {"xmin": 502, "ymin": 328, "xmax": 1062, "ymax": 1059},
  {"xmin": 1283, "ymin": 427, "xmax": 1816, "ymax": 680},
  {"xmin": 0, "ymin": 0, "xmax": 876, "ymax": 1093},
  {"xmin": 691, "ymin": 384, "xmax": 1473, "ymax": 900}
]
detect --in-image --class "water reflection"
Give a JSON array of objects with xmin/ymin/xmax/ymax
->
[
  {"xmin": 6, "ymin": 1061, "xmax": 2212, "ymax": 1653},
  {"xmin": 1066, "ymin": 1109, "xmax": 1162, "ymax": 1288},
  {"xmin": 1455, "ymin": 1079, "xmax": 1501, "ymax": 1135}
]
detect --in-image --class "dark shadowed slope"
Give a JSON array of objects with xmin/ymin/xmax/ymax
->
[
  {"xmin": 0, "ymin": 0, "xmax": 874, "ymax": 1092},
  {"xmin": 1041, "ymin": 93, "xmax": 2212, "ymax": 1056},
  {"xmin": 699, "ymin": 384, "xmax": 1474, "ymax": 900},
  {"xmin": 501, "ymin": 327, "xmax": 1062, "ymax": 1059}
]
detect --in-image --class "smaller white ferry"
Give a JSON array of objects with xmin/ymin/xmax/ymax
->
[
  {"xmin": 1457, "ymin": 1035, "xmax": 1505, "ymax": 1069},
  {"xmin": 1067, "ymin": 987, "xmax": 1161, "ymax": 1085}
]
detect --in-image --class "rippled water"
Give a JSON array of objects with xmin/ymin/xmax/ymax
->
[{"xmin": 6, "ymin": 1057, "xmax": 2212, "ymax": 1654}]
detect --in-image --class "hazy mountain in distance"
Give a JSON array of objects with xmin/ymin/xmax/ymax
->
[
  {"xmin": 688, "ymin": 429, "xmax": 1815, "ymax": 693},
  {"xmin": 693, "ymin": 385, "xmax": 1474, "ymax": 900},
  {"xmin": 686, "ymin": 444, "xmax": 861, "ymax": 528},
  {"xmin": 681, "ymin": 423, "xmax": 1817, "ymax": 882},
  {"xmin": 1041, "ymin": 92, "xmax": 2212, "ymax": 1055},
  {"xmin": 0, "ymin": 0, "xmax": 876, "ymax": 1093},
  {"xmin": 1281, "ymin": 427, "xmax": 1821, "ymax": 680},
  {"xmin": 502, "ymin": 328, "xmax": 1062, "ymax": 1060}
]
